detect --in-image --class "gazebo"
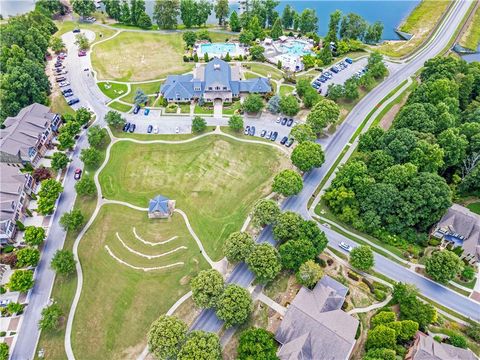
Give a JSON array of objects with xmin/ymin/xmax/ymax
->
[{"xmin": 148, "ymin": 195, "xmax": 175, "ymax": 219}]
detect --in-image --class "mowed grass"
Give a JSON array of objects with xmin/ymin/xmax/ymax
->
[
  {"xmin": 120, "ymin": 81, "xmax": 163, "ymax": 104},
  {"xmin": 467, "ymin": 202, "xmax": 480, "ymax": 215},
  {"xmin": 245, "ymin": 63, "xmax": 284, "ymax": 80},
  {"xmin": 97, "ymin": 81, "xmax": 128, "ymax": 99},
  {"xmin": 99, "ymin": 135, "xmax": 289, "ymax": 259},
  {"xmin": 71, "ymin": 204, "xmax": 208, "ymax": 359},
  {"xmin": 279, "ymin": 84, "xmax": 295, "ymax": 97},
  {"xmin": 54, "ymin": 20, "xmax": 117, "ymax": 44},
  {"xmin": 376, "ymin": 0, "xmax": 452, "ymax": 57},
  {"xmin": 460, "ymin": 5, "xmax": 480, "ymax": 50},
  {"xmin": 92, "ymin": 32, "xmax": 193, "ymax": 81},
  {"xmin": 108, "ymin": 101, "xmax": 132, "ymax": 112}
]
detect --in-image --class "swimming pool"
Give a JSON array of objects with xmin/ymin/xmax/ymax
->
[
  {"xmin": 199, "ymin": 42, "xmax": 237, "ymax": 56},
  {"xmin": 279, "ymin": 40, "xmax": 312, "ymax": 56}
]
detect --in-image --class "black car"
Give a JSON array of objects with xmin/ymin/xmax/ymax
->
[
  {"xmin": 271, "ymin": 131, "xmax": 278, "ymax": 141},
  {"xmin": 129, "ymin": 124, "xmax": 136, "ymax": 133},
  {"xmin": 260, "ymin": 130, "xmax": 266, "ymax": 137},
  {"xmin": 54, "ymin": 63, "xmax": 63, "ymax": 68},
  {"xmin": 286, "ymin": 138, "xmax": 294, "ymax": 147},
  {"xmin": 133, "ymin": 105, "xmax": 140, "ymax": 114},
  {"xmin": 287, "ymin": 118, "xmax": 294, "ymax": 127},
  {"xmin": 280, "ymin": 136, "xmax": 288, "ymax": 145},
  {"xmin": 56, "ymin": 77, "xmax": 66, "ymax": 82},
  {"xmin": 62, "ymin": 88, "xmax": 72, "ymax": 95},
  {"xmin": 244, "ymin": 126, "xmax": 250, "ymax": 135},
  {"xmin": 123, "ymin": 122, "xmax": 130, "ymax": 132},
  {"xmin": 73, "ymin": 28, "xmax": 81, "ymax": 33},
  {"xmin": 281, "ymin": 117, "xmax": 288, "ymax": 126},
  {"xmin": 147, "ymin": 125, "xmax": 153, "ymax": 133},
  {"xmin": 249, "ymin": 126, "xmax": 256, "ymax": 136},
  {"xmin": 67, "ymin": 98, "xmax": 79, "ymax": 105}
]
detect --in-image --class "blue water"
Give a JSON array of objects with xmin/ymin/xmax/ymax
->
[
  {"xmin": 200, "ymin": 42, "xmax": 237, "ymax": 54},
  {"xmin": 462, "ymin": 44, "xmax": 480, "ymax": 63},
  {"xmin": 0, "ymin": 0, "xmax": 36, "ymax": 18},
  {"xmin": 279, "ymin": 40, "xmax": 313, "ymax": 56}
]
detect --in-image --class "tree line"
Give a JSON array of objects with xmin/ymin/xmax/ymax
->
[{"xmin": 102, "ymin": 0, "xmax": 152, "ymax": 28}]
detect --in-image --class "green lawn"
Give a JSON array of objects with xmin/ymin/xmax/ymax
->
[
  {"xmin": 108, "ymin": 101, "xmax": 132, "ymax": 112},
  {"xmin": 279, "ymin": 85, "xmax": 295, "ymax": 97},
  {"xmin": 49, "ymin": 90, "xmax": 75, "ymax": 116},
  {"xmin": 91, "ymin": 31, "xmax": 193, "ymax": 81},
  {"xmin": 97, "ymin": 81, "xmax": 128, "ymax": 99},
  {"xmin": 110, "ymin": 126, "xmax": 216, "ymax": 140},
  {"xmin": 467, "ymin": 202, "xmax": 480, "ymax": 215},
  {"xmin": 71, "ymin": 204, "xmax": 209, "ymax": 359},
  {"xmin": 245, "ymin": 63, "xmax": 284, "ymax": 80},
  {"xmin": 194, "ymin": 104, "xmax": 214, "ymax": 114},
  {"xmin": 223, "ymin": 101, "xmax": 241, "ymax": 115},
  {"xmin": 54, "ymin": 20, "xmax": 117, "ymax": 44},
  {"xmin": 179, "ymin": 103, "xmax": 191, "ymax": 113},
  {"xmin": 120, "ymin": 81, "xmax": 164, "ymax": 104},
  {"xmin": 460, "ymin": 5, "xmax": 480, "ymax": 50},
  {"xmin": 99, "ymin": 135, "xmax": 288, "ymax": 260}
]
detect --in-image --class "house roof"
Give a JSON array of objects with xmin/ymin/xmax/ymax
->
[
  {"xmin": 412, "ymin": 332, "xmax": 478, "ymax": 360},
  {"xmin": 148, "ymin": 195, "xmax": 171, "ymax": 214},
  {"xmin": 204, "ymin": 57, "xmax": 231, "ymax": 90},
  {"xmin": 239, "ymin": 77, "xmax": 271, "ymax": 93},
  {"xmin": 0, "ymin": 103, "xmax": 56, "ymax": 160},
  {"xmin": 275, "ymin": 276, "xmax": 359, "ymax": 360},
  {"xmin": 0, "ymin": 164, "xmax": 26, "ymax": 223}
]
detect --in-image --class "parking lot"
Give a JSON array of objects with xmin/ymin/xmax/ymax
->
[{"xmin": 311, "ymin": 57, "xmax": 368, "ymax": 96}]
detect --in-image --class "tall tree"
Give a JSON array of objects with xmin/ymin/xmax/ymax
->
[
  {"xmin": 72, "ymin": 0, "xmax": 95, "ymax": 18},
  {"xmin": 178, "ymin": 331, "xmax": 221, "ymax": 360},
  {"xmin": 246, "ymin": 244, "xmax": 282, "ymax": 283},
  {"xmin": 325, "ymin": 10, "xmax": 342, "ymax": 44},
  {"xmin": 299, "ymin": 8, "xmax": 318, "ymax": 34},
  {"xmin": 215, "ymin": 284, "xmax": 252, "ymax": 327},
  {"xmin": 425, "ymin": 250, "xmax": 464, "ymax": 284},
  {"xmin": 153, "ymin": 0, "xmax": 180, "ymax": 29},
  {"xmin": 349, "ymin": 245, "xmax": 374, "ymax": 271},
  {"xmin": 148, "ymin": 315, "xmax": 187, "ymax": 359},
  {"xmin": 270, "ymin": 18, "xmax": 283, "ymax": 40},
  {"xmin": 195, "ymin": 0, "xmax": 213, "ymax": 27},
  {"xmin": 190, "ymin": 269, "xmax": 224, "ymax": 308},
  {"xmin": 180, "ymin": 0, "xmax": 196, "ymax": 28},
  {"xmin": 230, "ymin": 10, "xmax": 241, "ymax": 32},
  {"xmin": 214, "ymin": 0, "xmax": 229, "ymax": 25},
  {"xmin": 237, "ymin": 328, "xmax": 278, "ymax": 360},
  {"xmin": 281, "ymin": 4, "xmax": 295, "ymax": 29},
  {"xmin": 291, "ymin": 141, "xmax": 325, "ymax": 172}
]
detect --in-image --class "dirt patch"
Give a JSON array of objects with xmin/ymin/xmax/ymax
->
[
  {"xmin": 379, "ymin": 93, "xmax": 409, "ymax": 130},
  {"xmin": 121, "ymin": 341, "xmax": 146, "ymax": 359}
]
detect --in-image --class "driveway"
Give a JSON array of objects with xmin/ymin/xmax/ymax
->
[{"xmin": 213, "ymin": 99, "xmax": 223, "ymax": 118}]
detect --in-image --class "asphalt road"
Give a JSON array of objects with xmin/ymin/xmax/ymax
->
[{"xmin": 191, "ymin": 0, "xmax": 480, "ymax": 332}]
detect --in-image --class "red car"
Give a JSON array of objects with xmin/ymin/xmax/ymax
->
[
  {"xmin": 74, "ymin": 168, "xmax": 82, "ymax": 180},
  {"xmin": 78, "ymin": 50, "xmax": 87, "ymax": 57}
]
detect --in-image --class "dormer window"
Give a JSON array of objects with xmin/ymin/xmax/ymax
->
[{"xmin": 214, "ymin": 64, "xmax": 220, "ymax": 70}]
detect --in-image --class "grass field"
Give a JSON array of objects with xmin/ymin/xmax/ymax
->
[
  {"xmin": 120, "ymin": 81, "xmax": 163, "ymax": 104},
  {"xmin": 99, "ymin": 135, "xmax": 288, "ymax": 260},
  {"xmin": 108, "ymin": 101, "xmax": 132, "ymax": 112},
  {"xmin": 49, "ymin": 89, "xmax": 75, "ymax": 116},
  {"xmin": 467, "ymin": 202, "xmax": 480, "ymax": 215},
  {"xmin": 460, "ymin": 5, "xmax": 480, "ymax": 50},
  {"xmin": 71, "ymin": 204, "xmax": 209, "ymax": 359},
  {"xmin": 244, "ymin": 63, "xmax": 284, "ymax": 80},
  {"xmin": 92, "ymin": 32, "xmax": 193, "ymax": 81},
  {"xmin": 97, "ymin": 81, "xmax": 128, "ymax": 99},
  {"xmin": 375, "ymin": 0, "xmax": 452, "ymax": 57},
  {"xmin": 279, "ymin": 85, "xmax": 295, "ymax": 97},
  {"xmin": 54, "ymin": 21, "xmax": 117, "ymax": 44}
]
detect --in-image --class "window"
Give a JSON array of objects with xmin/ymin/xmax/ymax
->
[
  {"xmin": 223, "ymin": 87, "xmax": 227, "ymax": 90},
  {"xmin": 208, "ymin": 87, "xmax": 212, "ymax": 90},
  {"xmin": 215, "ymin": 86, "xmax": 220, "ymax": 90}
]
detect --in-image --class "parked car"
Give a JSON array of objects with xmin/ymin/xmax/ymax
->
[
  {"xmin": 175, "ymin": 126, "xmax": 179, "ymax": 134},
  {"xmin": 280, "ymin": 136, "xmax": 288, "ymax": 145},
  {"xmin": 249, "ymin": 126, "xmax": 256, "ymax": 136},
  {"xmin": 286, "ymin": 138, "xmax": 294, "ymax": 147},
  {"xmin": 265, "ymin": 131, "xmax": 272, "ymax": 139},
  {"xmin": 59, "ymin": 81, "xmax": 70, "ymax": 87},
  {"xmin": 56, "ymin": 77, "xmax": 66, "ymax": 82},
  {"xmin": 133, "ymin": 105, "xmax": 140, "ymax": 114},
  {"xmin": 68, "ymin": 98, "xmax": 79, "ymax": 105},
  {"xmin": 74, "ymin": 168, "xmax": 82, "ymax": 180},
  {"xmin": 147, "ymin": 125, "xmax": 153, "ymax": 133},
  {"xmin": 64, "ymin": 92, "xmax": 73, "ymax": 98},
  {"xmin": 271, "ymin": 131, "xmax": 278, "ymax": 141},
  {"xmin": 54, "ymin": 62, "xmax": 63, "ymax": 68},
  {"xmin": 73, "ymin": 28, "xmax": 81, "ymax": 33},
  {"xmin": 281, "ymin": 117, "xmax": 288, "ymax": 126},
  {"xmin": 123, "ymin": 122, "xmax": 130, "ymax": 132},
  {"xmin": 78, "ymin": 50, "xmax": 87, "ymax": 57},
  {"xmin": 244, "ymin": 126, "xmax": 250, "ymax": 135},
  {"xmin": 287, "ymin": 118, "xmax": 294, "ymax": 127},
  {"xmin": 339, "ymin": 242, "xmax": 353, "ymax": 252},
  {"xmin": 153, "ymin": 125, "xmax": 159, "ymax": 134},
  {"xmin": 0, "ymin": 299, "xmax": 11, "ymax": 307},
  {"xmin": 144, "ymin": 108, "xmax": 150, "ymax": 116},
  {"xmin": 62, "ymin": 88, "xmax": 72, "ymax": 94},
  {"xmin": 129, "ymin": 123, "xmax": 136, "ymax": 133},
  {"xmin": 345, "ymin": 57, "xmax": 353, "ymax": 64},
  {"xmin": 260, "ymin": 130, "xmax": 266, "ymax": 137},
  {"xmin": 276, "ymin": 117, "xmax": 281, "ymax": 123}
]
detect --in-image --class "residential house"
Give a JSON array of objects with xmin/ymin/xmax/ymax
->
[
  {"xmin": 0, "ymin": 103, "xmax": 61, "ymax": 167},
  {"xmin": 431, "ymin": 204, "xmax": 480, "ymax": 264},
  {"xmin": 160, "ymin": 57, "xmax": 271, "ymax": 103},
  {"xmin": 275, "ymin": 275, "xmax": 359, "ymax": 360},
  {"xmin": 405, "ymin": 331, "xmax": 478, "ymax": 360},
  {"xmin": 148, "ymin": 195, "xmax": 175, "ymax": 219},
  {"xmin": 0, "ymin": 163, "xmax": 35, "ymax": 243}
]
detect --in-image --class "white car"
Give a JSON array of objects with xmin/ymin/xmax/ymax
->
[
  {"xmin": 153, "ymin": 125, "xmax": 159, "ymax": 134},
  {"xmin": 339, "ymin": 242, "xmax": 353, "ymax": 252},
  {"xmin": 59, "ymin": 81, "xmax": 70, "ymax": 87},
  {"xmin": 175, "ymin": 126, "xmax": 179, "ymax": 134},
  {"xmin": 0, "ymin": 299, "xmax": 11, "ymax": 307}
]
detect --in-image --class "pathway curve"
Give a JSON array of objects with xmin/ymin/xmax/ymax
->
[
  {"xmin": 347, "ymin": 295, "xmax": 393, "ymax": 314},
  {"xmin": 256, "ymin": 292, "xmax": 287, "ymax": 316}
]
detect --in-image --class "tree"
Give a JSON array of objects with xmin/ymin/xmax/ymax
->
[
  {"xmin": 239, "ymin": 30, "xmax": 254, "ymax": 45},
  {"xmin": 105, "ymin": 110, "xmax": 125, "ymax": 129},
  {"xmin": 137, "ymin": 11, "xmax": 152, "ymax": 29},
  {"xmin": 272, "ymin": 169, "xmax": 303, "ymax": 196},
  {"xmin": 318, "ymin": 46, "xmax": 333, "ymax": 66},
  {"xmin": 237, "ymin": 328, "xmax": 278, "ymax": 360},
  {"xmin": 57, "ymin": 131, "xmax": 75, "ymax": 150},
  {"xmin": 273, "ymin": 211, "xmax": 304, "ymax": 242},
  {"xmin": 228, "ymin": 114, "xmax": 243, "ymax": 131},
  {"xmin": 180, "ymin": 0, "xmax": 196, "ymax": 28},
  {"xmin": 395, "ymin": 320, "xmax": 419, "ymax": 343},
  {"xmin": 296, "ymin": 260, "xmax": 323, "ymax": 288},
  {"xmin": 246, "ymin": 243, "xmax": 281, "ymax": 283},
  {"xmin": 279, "ymin": 95, "xmax": 300, "ymax": 116},
  {"xmin": 371, "ymin": 311, "xmax": 396, "ymax": 328},
  {"xmin": 87, "ymin": 125, "xmax": 107, "ymax": 148},
  {"xmin": 75, "ymin": 107, "xmax": 91, "ymax": 126},
  {"xmin": 325, "ymin": 9, "xmax": 342, "ymax": 43},
  {"xmin": 340, "ymin": 12, "xmax": 367, "ymax": 40},
  {"xmin": 74, "ymin": 33, "xmax": 89, "ymax": 51},
  {"xmin": 368, "ymin": 52, "xmax": 388, "ymax": 79},
  {"xmin": 61, "ymin": 121, "xmax": 81, "ymax": 137},
  {"xmin": 230, "ymin": 11, "xmax": 241, "ymax": 32},
  {"xmin": 251, "ymin": 199, "xmax": 280, "ymax": 227},
  {"xmin": 270, "ymin": 18, "xmax": 283, "ymax": 40},
  {"xmin": 306, "ymin": 98, "xmax": 340, "ymax": 133},
  {"xmin": 216, "ymin": 284, "xmax": 252, "ymax": 327},
  {"xmin": 425, "ymin": 250, "xmax": 464, "ymax": 284},
  {"xmin": 190, "ymin": 269, "xmax": 224, "ymax": 309},
  {"xmin": 80, "ymin": 147, "xmax": 101, "ymax": 167},
  {"xmin": 248, "ymin": 16, "xmax": 264, "ymax": 39},
  {"xmin": 16, "ymin": 247, "xmax": 40, "ymax": 268},
  {"xmin": 290, "ymin": 123, "xmax": 316, "ymax": 143},
  {"xmin": 153, "ymin": 0, "xmax": 180, "ymax": 29},
  {"xmin": 60, "ymin": 209, "xmax": 84, "ymax": 231},
  {"xmin": 366, "ymin": 325, "xmax": 397, "ymax": 350},
  {"xmin": 0, "ymin": 344, "xmax": 8, "ymax": 360},
  {"xmin": 72, "ymin": 0, "xmax": 95, "ymax": 18},
  {"xmin": 8, "ymin": 270, "xmax": 34, "ymax": 292},
  {"xmin": 302, "ymin": 87, "xmax": 320, "ymax": 108},
  {"xmin": 134, "ymin": 88, "xmax": 148, "ymax": 106},
  {"xmin": 194, "ymin": 0, "xmax": 213, "ymax": 27},
  {"xmin": 302, "ymin": 54, "xmax": 316, "ymax": 70},
  {"xmin": 223, "ymin": 232, "xmax": 255, "ymax": 263},
  {"xmin": 299, "ymin": 8, "xmax": 318, "ymax": 34},
  {"xmin": 49, "ymin": 36, "xmax": 65, "ymax": 53},
  {"xmin": 178, "ymin": 331, "xmax": 221, "ymax": 360},
  {"xmin": 120, "ymin": 1, "xmax": 131, "ymax": 23},
  {"xmin": 51, "ymin": 249, "xmax": 76, "ymax": 275},
  {"xmin": 279, "ymin": 239, "xmax": 317, "ymax": 271},
  {"xmin": 148, "ymin": 315, "xmax": 187, "ymax": 359},
  {"xmin": 364, "ymin": 21, "xmax": 384, "ymax": 44},
  {"xmin": 282, "ymin": 5, "xmax": 295, "ymax": 29},
  {"xmin": 182, "ymin": 30, "xmax": 197, "ymax": 48},
  {"xmin": 192, "ymin": 116, "xmax": 207, "ymax": 133},
  {"xmin": 327, "ymin": 84, "xmax": 344, "ymax": 101},
  {"xmin": 75, "ymin": 176, "xmax": 96, "ymax": 196},
  {"xmin": 291, "ymin": 141, "xmax": 325, "ymax": 172},
  {"xmin": 24, "ymin": 226, "xmax": 46, "ymax": 246},
  {"xmin": 51, "ymin": 151, "xmax": 69, "ymax": 171},
  {"xmin": 33, "ymin": 167, "xmax": 52, "ymax": 182},
  {"xmin": 364, "ymin": 348, "xmax": 396, "ymax": 360},
  {"xmin": 39, "ymin": 303, "xmax": 62, "ymax": 331},
  {"xmin": 448, "ymin": 334, "xmax": 468, "ymax": 349},
  {"xmin": 344, "ymin": 78, "xmax": 359, "ymax": 100},
  {"xmin": 242, "ymin": 94, "xmax": 264, "ymax": 113},
  {"xmin": 349, "ymin": 245, "xmax": 374, "ymax": 271},
  {"xmin": 214, "ymin": 0, "xmax": 229, "ymax": 25},
  {"xmin": 267, "ymin": 95, "xmax": 281, "ymax": 114},
  {"xmin": 249, "ymin": 45, "xmax": 265, "ymax": 61},
  {"xmin": 438, "ymin": 128, "xmax": 468, "ymax": 168}
]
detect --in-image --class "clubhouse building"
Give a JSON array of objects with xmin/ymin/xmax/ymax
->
[{"xmin": 160, "ymin": 58, "xmax": 271, "ymax": 103}]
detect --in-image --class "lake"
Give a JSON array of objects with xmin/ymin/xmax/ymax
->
[{"xmin": 1, "ymin": 0, "xmax": 36, "ymax": 18}]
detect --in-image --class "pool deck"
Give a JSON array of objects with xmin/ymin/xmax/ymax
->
[
  {"xmin": 195, "ymin": 41, "xmax": 247, "ymax": 58},
  {"xmin": 263, "ymin": 37, "xmax": 314, "ymax": 72}
]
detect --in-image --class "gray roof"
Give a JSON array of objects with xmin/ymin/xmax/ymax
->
[
  {"xmin": 148, "ymin": 195, "xmax": 170, "ymax": 214},
  {"xmin": 0, "ymin": 163, "xmax": 26, "ymax": 223},
  {"xmin": 412, "ymin": 332, "xmax": 478, "ymax": 360},
  {"xmin": 0, "ymin": 103, "xmax": 56, "ymax": 161},
  {"xmin": 204, "ymin": 57, "xmax": 231, "ymax": 91},
  {"xmin": 275, "ymin": 276, "xmax": 359, "ymax": 360},
  {"xmin": 435, "ymin": 204, "xmax": 480, "ymax": 259}
]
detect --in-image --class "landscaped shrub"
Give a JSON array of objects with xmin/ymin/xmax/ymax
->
[
  {"xmin": 165, "ymin": 104, "xmax": 178, "ymax": 113},
  {"xmin": 317, "ymin": 258, "xmax": 327, "ymax": 267},
  {"xmin": 374, "ymin": 289, "xmax": 387, "ymax": 301},
  {"xmin": 428, "ymin": 238, "xmax": 441, "ymax": 246},
  {"xmin": 2, "ymin": 245, "xmax": 14, "ymax": 254},
  {"xmin": 362, "ymin": 278, "xmax": 375, "ymax": 293},
  {"xmin": 347, "ymin": 272, "xmax": 359, "ymax": 281},
  {"xmin": 0, "ymin": 286, "xmax": 5, "ymax": 295},
  {"xmin": 15, "ymin": 221, "xmax": 25, "ymax": 231},
  {"xmin": 0, "ymin": 331, "xmax": 5, "ymax": 337},
  {"xmin": 326, "ymin": 258, "xmax": 333, "ymax": 266}
]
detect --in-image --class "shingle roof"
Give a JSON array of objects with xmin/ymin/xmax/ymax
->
[
  {"xmin": 148, "ymin": 195, "xmax": 170, "ymax": 214},
  {"xmin": 412, "ymin": 332, "xmax": 478, "ymax": 360},
  {"xmin": 204, "ymin": 57, "xmax": 231, "ymax": 90},
  {"xmin": 0, "ymin": 164, "xmax": 26, "ymax": 223},
  {"xmin": 239, "ymin": 77, "xmax": 271, "ymax": 93},
  {"xmin": 275, "ymin": 276, "xmax": 359, "ymax": 360}
]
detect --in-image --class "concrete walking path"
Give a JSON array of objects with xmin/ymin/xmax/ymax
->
[
  {"xmin": 255, "ymin": 292, "xmax": 287, "ymax": 316},
  {"xmin": 348, "ymin": 296, "xmax": 393, "ymax": 314}
]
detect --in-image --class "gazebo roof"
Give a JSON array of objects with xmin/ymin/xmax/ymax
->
[{"xmin": 148, "ymin": 195, "xmax": 170, "ymax": 213}]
